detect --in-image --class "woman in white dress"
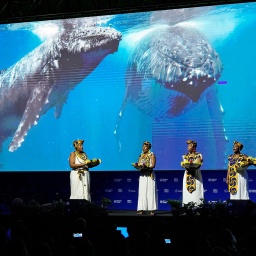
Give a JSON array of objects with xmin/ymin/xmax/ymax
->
[
  {"xmin": 69, "ymin": 139, "xmax": 91, "ymax": 201},
  {"xmin": 226, "ymin": 141, "xmax": 256, "ymax": 200},
  {"xmin": 132, "ymin": 141, "xmax": 158, "ymax": 215},
  {"xmin": 181, "ymin": 140, "xmax": 204, "ymax": 206}
]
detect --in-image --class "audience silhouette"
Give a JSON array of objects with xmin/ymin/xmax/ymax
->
[{"xmin": 1, "ymin": 197, "xmax": 256, "ymax": 256}]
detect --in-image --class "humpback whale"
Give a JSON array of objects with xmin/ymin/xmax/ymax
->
[
  {"xmin": 122, "ymin": 24, "xmax": 223, "ymax": 119},
  {"xmin": 0, "ymin": 21, "xmax": 122, "ymax": 152}
]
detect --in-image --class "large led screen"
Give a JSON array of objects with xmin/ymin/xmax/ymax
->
[{"xmin": 1, "ymin": 2, "xmax": 256, "ymax": 171}]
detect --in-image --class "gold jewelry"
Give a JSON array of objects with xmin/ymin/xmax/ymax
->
[{"xmin": 75, "ymin": 151, "xmax": 87, "ymax": 161}]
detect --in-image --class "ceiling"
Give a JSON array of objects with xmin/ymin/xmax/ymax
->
[{"xmin": 0, "ymin": 0, "xmax": 251, "ymax": 24}]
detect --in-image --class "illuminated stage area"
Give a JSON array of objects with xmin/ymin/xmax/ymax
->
[
  {"xmin": 1, "ymin": 2, "xmax": 256, "ymax": 217},
  {"xmin": 1, "ymin": 0, "xmax": 256, "ymax": 217},
  {"xmin": 1, "ymin": 1, "xmax": 256, "ymax": 255}
]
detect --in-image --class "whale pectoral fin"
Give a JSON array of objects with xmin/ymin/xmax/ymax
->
[
  {"xmin": 8, "ymin": 85, "xmax": 50, "ymax": 152},
  {"xmin": 54, "ymin": 94, "xmax": 68, "ymax": 119},
  {"xmin": 206, "ymin": 86, "xmax": 228, "ymax": 168}
]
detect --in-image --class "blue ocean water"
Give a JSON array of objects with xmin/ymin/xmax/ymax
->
[{"xmin": 1, "ymin": 3, "xmax": 256, "ymax": 171}]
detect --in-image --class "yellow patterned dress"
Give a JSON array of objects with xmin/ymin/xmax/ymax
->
[
  {"xmin": 181, "ymin": 152, "xmax": 204, "ymax": 205},
  {"xmin": 227, "ymin": 154, "xmax": 255, "ymax": 200}
]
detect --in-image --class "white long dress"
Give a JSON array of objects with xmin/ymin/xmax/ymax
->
[
  {"xmin": 70, "ymin": 154, "xmax": 91, "ymax": 201},
  {"xmin": 137, "ymin": 151, "xmax": 158, "ymax": 211},
  {"xmin": 181, "ymin": 152, "xmax": 204, "ymax": 205}
]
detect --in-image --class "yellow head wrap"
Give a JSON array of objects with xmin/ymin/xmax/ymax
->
[
  {"xmin": 73, "ymin": 139, "xmax": 84, "ymax": 148},
  {"xmin": 186, "ymin": 140, "xmax": 197, "ymax": 148},
  {"xmin": 143, "ymin": 141, "xmax": 152, "ymax": 149},
  {"xmin": 234, "ymin": 141, "xmax": 243, "ymax": 151}
]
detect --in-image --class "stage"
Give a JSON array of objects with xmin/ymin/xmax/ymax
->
[{"xmin": 1, "ymin": 170, "xmax": 256, "ymax": 212}]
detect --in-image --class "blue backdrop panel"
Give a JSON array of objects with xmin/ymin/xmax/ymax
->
[{"xmin": 91, "ymin": 169, "xmax": 256, "ymax": 210}]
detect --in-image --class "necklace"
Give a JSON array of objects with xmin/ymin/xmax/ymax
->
[
  {"xmin": 141, "ymin": 150, "xmax": 151, "ymax": 156},
  {"xmin": 141, "ymin": 153, "xmax": 147, "ymax": 158},
  {"xmin": 75, "ymin": 151, "xmax": 86, "ymax": 160}
]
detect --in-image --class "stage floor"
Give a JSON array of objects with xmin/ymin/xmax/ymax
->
[
  {"xmin": 106, "ymin": 210, "xmax": 183, "ymax": 228},
  {"xmin": 108, "ymin": 210, "xmax": 171, "ymax": 217}
]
